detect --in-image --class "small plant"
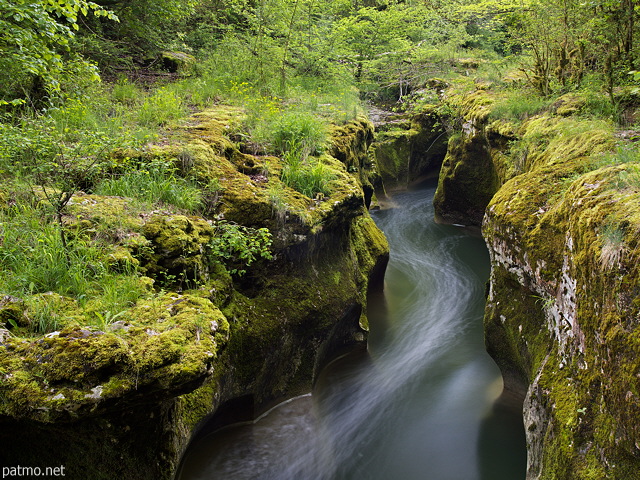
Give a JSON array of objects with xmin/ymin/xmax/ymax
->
[
  {"xmin": 94, "ymin": 309, "xmax": 128, "ymax": 331},
  {"xmin": 208, "ymin": 221, "xmax": 273, "ymax": 276},
  {"xmin": 600, "ymin": 222, "xmax": 627, "ymax": 271},
  {"xmin": 532, "ymin": 294, "xmax": 555, "ymax": 309},
  {"xmin": 267, "ymin": 182, "xmax": 289, "ymax": 223},
  {"xmin": 111, "ymin": 78, "xmax": 144, "ymax": 106}
]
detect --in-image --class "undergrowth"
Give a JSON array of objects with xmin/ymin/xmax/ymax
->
[{"xmin": 95, "ymin": 157, "xmax": 203, "ymax": 212}]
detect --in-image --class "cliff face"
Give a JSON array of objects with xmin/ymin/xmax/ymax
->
[
  {"xmin": 435, "ymin": 90, "xmax": 640, "ymax": 478},
  {"xmin": 0, "ymin": 108, "xmax": 388, "ymax": 479},
  {"xmin": 370, "ymin": 108, "xmax": 448, "ymax": 193}
]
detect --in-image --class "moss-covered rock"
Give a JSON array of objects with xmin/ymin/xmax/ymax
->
[
  {"xmin": 371, "ymin": 107, "xmax": 448, "ymax": 193},
  {"xmin": 0, "ymin": 292, "xmax": 229, "ymax": 421},
  {"xmin": 438, "ymin": 87, "xmax": 640, "ymax": 477},
  {"xmin": 0, "ymin": 105, "xmax": 389, "ymax": 479},
  {"xmin": 141, "ymin": 214, "xmax": 214, "ymax": 280},
  {"xmin": 434, "ymin": 131, "xmax": 500, "ymax": 226}
]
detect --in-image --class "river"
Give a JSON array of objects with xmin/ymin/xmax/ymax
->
[{"xmin": 177, "ymin": 180, "xmax": 526, "ymax": 480}]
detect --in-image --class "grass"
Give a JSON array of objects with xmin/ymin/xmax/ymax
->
[
  {"xmin": 489, "ymin": 89, "xmax": 554, "ymax": 121},
  {"xmin": 600, "ymin": 222, "xmax": 627, "ymax": 271},
  {"xmin": 137, "ymin": 87, "xmax": 186, "ymax": 128},
  {"xmin": 0, "ymin": 202, "xmax": 146, "ymax": 334},
  {"xmin": 266, "ymin": 182, "xmax": 289, "ymax": 223},
  {"xmin": 281, "ymin": 150, "xmax": 334, "ymax": 198},
  {"xmin": 271, "ymin": 111, "xmax": 328, "ymax": 156},
  {"xmin": 95, "ymin": 165, "xmax": 203, "ymax": 213}
]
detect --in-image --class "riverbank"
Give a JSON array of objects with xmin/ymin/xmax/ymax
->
[
  {"xmin": 0, "ymin": 107, "xmax": 388, "ymax": 479},
  {"xmin": 432, "ymin": 84, "xmax": 640, "ymax": 478}
]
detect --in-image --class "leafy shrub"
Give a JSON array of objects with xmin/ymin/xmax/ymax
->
[{"xmin": 208, "ymin": 221, "xmax": 273, "ymax": 276}]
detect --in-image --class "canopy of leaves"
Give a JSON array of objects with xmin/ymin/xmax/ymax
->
[{"xmin": 0, "ymin": 0, "xmax": 117, "ymax": 104}]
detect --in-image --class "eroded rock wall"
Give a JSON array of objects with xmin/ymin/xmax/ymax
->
[
  {"xmin": 435, "ymin": 90, "xmax": 640, "ymax": 478},
  {"xmin": 0, "ymin": 109, "xmax": 388, "ymax": 479},
  {"xmin": 371, "ymin": 109, "xmax": 448, "ymax": 193}
]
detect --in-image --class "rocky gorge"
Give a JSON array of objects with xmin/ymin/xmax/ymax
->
[
  {"xmin": 434, "ymin": 87, "xmax": 640, "ymax": 479},
  {"xmin": 2, "ymin": 78, "xmax": 640, "ymax": 480},
  {"xmin": 0, "ymin": 107, "xmax": 389, "ymax": 479}
]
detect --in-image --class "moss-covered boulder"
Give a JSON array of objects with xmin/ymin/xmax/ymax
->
[
  {"xmin": 142, "ymin": 214, "xmax": 214, "ymax": 280},
  {"xmin": 0, "ymin": 292, "xmax": 229, "ymax": 422},
  {"xmin": 485, "ymin": 162, "xmax": 640, "ymax": 479}
]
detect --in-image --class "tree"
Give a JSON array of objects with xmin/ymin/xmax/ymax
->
[{"xmin": 0, "ymin": 0, "xmax": 117, "ymax": 104}]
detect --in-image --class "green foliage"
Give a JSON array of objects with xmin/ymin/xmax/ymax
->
[
  {"xmin": 136, "ymin": 87, "xmax": 186, "ymax": 127},
  {"xmin": 271, "ymin": 111, "xmax": 327, "ymax": 156},
  {"xmin": 489, "ymin": 89, "xmax": 553, "ymax": 121},
  {"xmin": 95, "ymin": 158, "xmax": 203, "ymax": 212},
  {"xmin": 208, "ymin": 221, "xmax": 273, "ymax": 276},
  {"xmin": 0, "ymin": 201, "xmax": 146, "ymax": 334},
  {"xmin": 497, "ymin": 0, "xmax": 640, "ymax": 98},
  {"xmin": 600, "ymin": 221, "xmax": 627, "ymax": 270},
  {"xmin": 280, "ymin": 143, "xmax": 334, "ymax": 198},
  {"xmin": 0, "ymin": 0, "xmax": 117, "ymax": 104}
]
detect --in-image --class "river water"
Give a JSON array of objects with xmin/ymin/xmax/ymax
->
[{"xmin": 177, "ymin": 181, "xmax": 526, "ymax": 480}]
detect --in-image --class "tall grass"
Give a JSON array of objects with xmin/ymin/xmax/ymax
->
[
  {"xmin": 95, "ymin": 164, "xmax": 203, "ymax": 212},
  {"xmin": 0, "ymin": 202, "xmax": 146, "ymax": 333},
  {"xmin": 137, "ymin": 87, "xmax": 186, "ymax": 127},
  {"xmin": 271, "ymin": 111, "xmax": 327, "ymax": 156},
  {"xmin": 280, "ymin": 142, "xmax": 334, "ymax": 198},
  {"xmin": 489, "ymin": 90, "xmax": 553, "ymax": 121}
]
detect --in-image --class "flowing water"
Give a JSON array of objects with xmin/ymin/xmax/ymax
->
[{"xmin": 177, "ymin": 180, "xmax": 526, "ymax": 480}]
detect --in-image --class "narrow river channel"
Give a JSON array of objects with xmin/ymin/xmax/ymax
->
[{"xmin": 177, "ymin": 180, "xmax": 526, "ymax": 480}]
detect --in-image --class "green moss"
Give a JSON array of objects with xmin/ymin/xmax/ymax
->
[
  {"xmin": 553, "ymin": 93, "xmax": 587, "ymax": 117},
  {"xmin": 141, "ymin": 214, "xmax": 214, "ymax": 281},
  {"xmin": 0, "ymin": 295, "xmax": 26, "ymax": 327},
  {"xmin": 0, "ymin": 104, "xmax": 388, "ymax": 479},
  {"xmin": 66, "ymin": 193, "xmax": 145, "ymax": 238},
  {"xmin": 0, "ymin": 292, "xmax": 229, "ymax": 421},
  {"xmin": 434, "ymin": 130, "xmax": 500, "ymax": 226},
  {"xmin": 371, "ymin": 111, "xmax": 447, "ymax": 192}
]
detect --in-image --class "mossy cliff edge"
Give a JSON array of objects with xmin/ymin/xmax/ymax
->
[
  {"xmin": 0, "ymin": 107, "xmax": 389, "ymax": 479},
  {"xmin": 434, "ymin": 89, "xmax": 640, "ymax": 478},
  {"xmin": 369, "ymin": 106, "xmax": 448, "ymax": 194}
]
